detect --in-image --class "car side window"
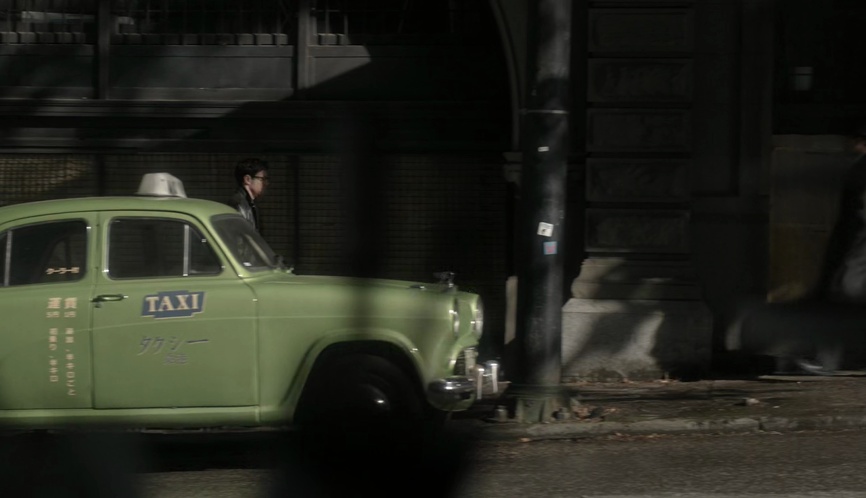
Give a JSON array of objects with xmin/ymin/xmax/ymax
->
[
  {"xmin": 107, "ymin": 218, "xmax": 222, "ymax": 279},
  {"xmin": 0, "ymin": 220, "xmax": 88, "ymax": 287},
  {"xmin": 211, "ymin": 216, "xmax": 279, "ymax": 270}
]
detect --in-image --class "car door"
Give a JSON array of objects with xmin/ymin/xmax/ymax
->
[
  {"xmin": 0, "ymin": 215, "xmax": 94, "ymax": 410},
  {"xmin": 90, "ymin": 212, "xmax": 258, "ymax": 409}
]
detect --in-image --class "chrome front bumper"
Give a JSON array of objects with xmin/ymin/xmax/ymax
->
[
  {"xmin": 427, "ymin": 376, "xmax": 476, "ymax": 407},
  {"xmin": 428, "ymin": 359, "xmax": 502, "ymax": 409}
]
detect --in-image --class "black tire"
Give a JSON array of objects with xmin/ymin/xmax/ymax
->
[
  {"xmin": 296, "ymin": 354, "xmax": 427, "ymax": 443},
  {"xmin": 290, "ymin": 355, "xmax": 462, "ymax": 496}
]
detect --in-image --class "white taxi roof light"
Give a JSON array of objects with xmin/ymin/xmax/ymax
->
[{"xmin": 136, "ymin": 173, "xmax": 187, "ymax": 198}]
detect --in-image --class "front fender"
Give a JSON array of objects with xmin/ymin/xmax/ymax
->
[{"xmin": 272, "ymin": 329, "xmax": 425, "ymax": 424}]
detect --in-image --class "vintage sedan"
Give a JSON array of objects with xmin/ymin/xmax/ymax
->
[{"xmin": 0, "ymin": 174, "xmax": 484, "ymax": 431}]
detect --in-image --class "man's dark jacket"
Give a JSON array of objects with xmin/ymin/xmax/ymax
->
[{"xmin": 228, "ymin": 187, "xmax": 262, "ymax": 234}]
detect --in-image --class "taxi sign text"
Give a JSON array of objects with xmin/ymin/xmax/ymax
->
[{"xmin": 141, "ymin": 291, "xmax": 205, "ymax": 319}]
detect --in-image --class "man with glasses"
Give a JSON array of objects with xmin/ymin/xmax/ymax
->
[{"xmin": 228, "ymin": 157, "xmax": 270, "ymax": 234}]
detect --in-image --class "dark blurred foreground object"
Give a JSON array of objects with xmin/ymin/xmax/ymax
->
[
  {"xmin": 729, "ymin": 125, "xmax": 866, "ymax": 375},
  {"xmin": 726, "ymin": 298, "xmax": 866, "ymax": 375},
  {"xmin": 268, "ymin": 423, "xmax": 477, "ymax": 497},
  {"xmin": 0, "ymin": 430, "xmax": 146, "ymax": 497},
  {"xmin": 812, "ymin": 125, "xmax": 866, "ymax": 302}
]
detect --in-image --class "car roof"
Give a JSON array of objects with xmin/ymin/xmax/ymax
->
[{"xmin": 0, "ymin": 196, "xmax": 238, "ymax": 223}]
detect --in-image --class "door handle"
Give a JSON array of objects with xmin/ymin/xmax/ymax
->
[{"xmin": 92, "ymin": 294, "xmax": 127, "ymax": 308}]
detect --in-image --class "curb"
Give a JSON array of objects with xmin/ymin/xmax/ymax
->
[
  {"xmin": 758, "ymin": 414, "xmax": 866, "ymax": 432},
  {"xmin": 461, "ymin": 413, "xmax": 866, "ymax": 441}
]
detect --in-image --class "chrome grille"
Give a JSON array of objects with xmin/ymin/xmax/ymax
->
[{"xmin": 453, "ymin": 347, "xmax": 477, "ymax": 377}]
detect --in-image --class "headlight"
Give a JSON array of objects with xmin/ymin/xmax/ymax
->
[
  {"xmin": 450, "ymin": 299, "xmax": 460, "ymax": 338},
  {"xmin": 471, "ymin": 299, "xmax": 484, "ymax": 339}
]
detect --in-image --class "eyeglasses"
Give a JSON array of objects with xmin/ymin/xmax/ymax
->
[{"xmin": 252, "ymin": 175, "xmax": 269, "ymax": 183}]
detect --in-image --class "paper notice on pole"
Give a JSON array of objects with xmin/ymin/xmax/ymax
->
[{"xmin": 537, "ymin": 222, "xmax": 554, "ymax": 237}]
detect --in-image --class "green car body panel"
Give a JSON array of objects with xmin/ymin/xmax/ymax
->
[{"xmin": 0, "ymin": 194, "xmax": 483, "ymax": 429}]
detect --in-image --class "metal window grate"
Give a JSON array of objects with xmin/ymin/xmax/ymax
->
[
  {"xmin": 111, "ymin": 0, "xmax": 296, "ymax": 45},
  {"xmin": 102, "ymin": 154, "xmax": 296, "ymax": 263},
  {"xmin": 0, "ymin": 0, "xmax": 490, "ymax": 45},
  {"xmin": 0, "ymin": 0, "xmax": 96, "ymax": 44},
  {"xmin": 0, "ymin": 155, "xmax": 98, "ymax": 205},
  {"xmin": 312, "ymin": 0, "xmax": 489, "ymax": 45},
  {"xmin": 0, "ymin": 152, "xmax": 506, "ymax": 357}
]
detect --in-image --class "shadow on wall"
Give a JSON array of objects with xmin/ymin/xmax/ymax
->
[
  {"xmin": 0, "ymin": 156, "xmax": 98, "ymax": 207},
  {"xmin": 558, "ymin": 258, "xmax": 713, "ymax": 383}
]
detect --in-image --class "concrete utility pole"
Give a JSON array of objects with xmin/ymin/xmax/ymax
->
[{"xmin": 509, "ymin": 0, "xmax": 572, "ymax": 422}]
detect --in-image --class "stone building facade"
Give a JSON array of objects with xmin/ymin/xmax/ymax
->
[{"xmin": 2, "ymin": 0, "xmax": 857, "ymax": 380}]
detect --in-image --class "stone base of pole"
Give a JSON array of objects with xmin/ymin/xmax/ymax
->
[{"xmin": 502, "ymin": 384, "xmax": 572, "ymax": 424}]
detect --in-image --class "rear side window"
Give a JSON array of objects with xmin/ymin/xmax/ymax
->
[
  {"xmin": 107, "ymin": 218, "xmax": 222, "ymax": 279},
  {"xmin": 0, "ymin": 221, "xmax": 88, "ymax": 287}
]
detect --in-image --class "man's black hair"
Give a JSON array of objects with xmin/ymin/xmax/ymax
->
[{"xmin": 234, "ymin": 158, "xmax": 269, "ymax": 186}]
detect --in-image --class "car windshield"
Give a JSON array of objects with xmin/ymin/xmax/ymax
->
[{"xmin": 211, "ymin": 215, "xmax": 284, "ymax": 271}]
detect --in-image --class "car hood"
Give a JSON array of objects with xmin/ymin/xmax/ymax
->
[
  {"xmin": 248, "ymin": 272, "xmax": 472, "ymax": 324},
  {"xmin": 259, "ymin": 272, "xmax": 456, "ymax": 293}
]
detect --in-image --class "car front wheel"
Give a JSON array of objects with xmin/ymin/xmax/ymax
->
[{"xmin": 296, "ymin": 353, "xmax": 427, "ymax": 439}]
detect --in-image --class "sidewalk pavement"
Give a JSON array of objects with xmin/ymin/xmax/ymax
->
[{"xmin": 451, "ymin": 372, "xmax": 866, "ymax": 441}]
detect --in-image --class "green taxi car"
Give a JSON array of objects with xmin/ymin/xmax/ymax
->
[{"xmin": 0, "ymin": 174, "xmax": 483, "ymax": 430}]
